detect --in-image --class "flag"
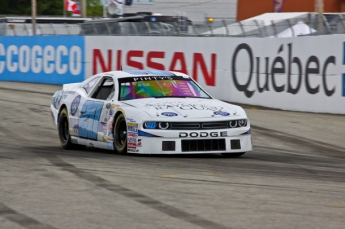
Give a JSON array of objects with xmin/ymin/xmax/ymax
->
[
  {"xmin": 65, "ymin": 0, "xmax": 77, "ymax": 12},
  {"xmin": 273, "ymin": 0, "xmax": 285, "ymax": 13},
  {"xmin": 72, "ymin": 2, "xmax": 81, "ymax": 16}
]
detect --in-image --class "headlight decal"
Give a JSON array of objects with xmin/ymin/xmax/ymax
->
[
  {"xmin": 138, "ymin": 130, "xmax": 161, "ymax": 137},
  {"xmin": 144, "ymin": 122, "xmax": 157, "ymax": 129}
]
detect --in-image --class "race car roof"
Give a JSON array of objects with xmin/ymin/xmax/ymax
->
[{"xmin": 100, "ymin": 70, "xmax": 190, "ymax": 79}]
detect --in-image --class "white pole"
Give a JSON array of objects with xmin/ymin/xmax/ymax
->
[
  {"xmin": 81, "ymin": 0, "xmax": 87, "ymax": 18},
  {"xmin": 31, "ymin": 0, "xmax": 37, "ymax": 35},
  {"xmin": 316, "ymin": 0, "xmax": 324, "ymax": 35}
]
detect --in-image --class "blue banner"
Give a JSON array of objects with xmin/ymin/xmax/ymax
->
[{"xmin": 0, "ymin": 36, "xmax": 85, "ymax": 84}]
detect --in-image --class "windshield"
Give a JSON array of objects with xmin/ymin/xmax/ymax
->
[{"xmin": 118, "ymin": 76, "xmax": 211, "ymax": 101}]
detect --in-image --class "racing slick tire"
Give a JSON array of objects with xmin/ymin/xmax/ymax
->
[
  {"xmin": 58, "ymin": 108, "xmax": 74, "ymax": 149},
  {"xmin": 113, "ymin": 113, "xmax": 128, "ymax": 154},
  {"xmin": 221, "ymin": 152, "xmax": 245, "ymax": 158}
]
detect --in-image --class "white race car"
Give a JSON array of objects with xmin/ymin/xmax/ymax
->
[{"xmin": 51, "ymin": 70, "xmax": 252, "ymax": 157}]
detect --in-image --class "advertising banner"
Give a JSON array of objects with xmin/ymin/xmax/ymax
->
[
  {"xmin": 0, "ymin": 36, "xmax": 84, "ymax": 84},
  {"xmin": 86, "ymin": 35, "xmax": 345, "ymax": 114}
]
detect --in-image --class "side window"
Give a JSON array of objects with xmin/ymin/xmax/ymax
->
[
  {"xmin": 83, "ymin": 76, "xmax": 100, "ymax": 94},
  {"xmin": 91, "ymin": 77, "xmax": 115, "ymax": 100}
]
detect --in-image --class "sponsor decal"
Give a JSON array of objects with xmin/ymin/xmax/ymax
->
[
  {"xmin": 232, "ymin": 43, "xmax": 337, "ymax": 98},
  {"xmin": 128, "ymin": 137, "xmax": 136, "ymax": 143},
  {"xmin": 128, "ymin": 142, "xmax": 136, "ymax": 149},
  {"xmin": 179, "ymin": 131, "xmax": 228, "ymax": 138},
  {"xmin": 161, "ymin": 112, "xmax": 178, "ymax": 117},
  {"xmin": 69, "ymin": 119, "xmax": 79, "ymax": 136},
  {"xmin": 128, "ymin": 133, "xmax": 137, "ymax": 137},
  {"xmin": 214, "ymin": 111, "xmax": 230, "ymax": 116},
  {"xmin": 126, "ymin": 118, "xmax": 136, "ymax": 122},
  {"xmin": 137, "ymin": 139, "xmax": 142, "ymax": 147},
  {"xmin": 128, "ymin": 148, "xmax": 139, "ymax": 152},
  {"xmin": 127, "ymin": 122, "xmax": 138, "ymax": 133},
  {"xmin": 52, "ymin": 90, "xmax": 63, "ymax": 109},
  {"xmin": 133, "ymin": 76, "xmax": 173, "ymax": 81},
  {"xmin": 70, "ymin": 95, "xmax": 81, "ymax": 116},
  {"xmin": 109, "ymin": 110, "xmax": 114, "ymax": 115},
  {"xmin": 78, "ymin": 100, "xmax": 104, "ymax": 140},
  {"xmin": 146, "ymin": 102, "xmax": 224, "ymax": 111},
  {"xmin": 124, "ymin": 70, "xmax": 175, "ymax": 77},
  {"xmin": 92, "ymin": 50, "xmax": 216, "ymax": 86},
  {"xmin": 107, "ymin": 142, "xmax": 113, "ymax": 149},
  {"xmin": 0, "ymin": 36, "xmax": 84, "ymax": 84},
  {"xmin": 106, "ymin": 103, "xmax": 111, "ymax": 109},
  {"xmin": 102, "ymin": 136, "xmax": 107, "ymax": 142}
]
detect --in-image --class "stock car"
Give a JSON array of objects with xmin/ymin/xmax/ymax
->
[{"xmin": 50, "ymin": 70, "xmax": 252, "ymax": 157}]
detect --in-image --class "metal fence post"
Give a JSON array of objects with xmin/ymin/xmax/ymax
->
[
  {"xmin": 105, "ymin": 22, "xmax": 111, "ymax": 35},
  {"xmin": 65, "ymin": 23, "xmax": 70, "ymax": 35},
  {"xmin": 322, "ymin": 15, "xmax": 331, "ymax": 34},
  {"xmin": 92, "ymin": 23, "xmax": 97, "ymax": 35},
  {"xmin": 173, "ymin": 21, "xmax": 181, "ymax": 36},
  {"xmin": 144, "ymin": 22, "xmax": 152, "ymax": 35},
  {"xmin": 50, "ymin": 23, "xmax": 56, "ymax": 35},
  {"xmin": 238, "ymin": 21, "xmax": 246, "ymax": 37},
  {"xmin": 271, "ymin": 20, "xmax": 277, "ymax": 37},
  {"xmin": 286, "ymin": 19, "xmax": 295, "ymax": 37},
  {"xmin": 254, "ymin": 20, "xmax": 262, "ymax": 37},
  {"xmin": 303, "ymin": 17, "xmax": 313, "ymax": 34},
  {"xmin": 222, "ymin": 19, "xmax": 229, "ymax": 36},
  {"xmin": 338, "ymin": 15, "xmax": 345, "ymax": 34}
]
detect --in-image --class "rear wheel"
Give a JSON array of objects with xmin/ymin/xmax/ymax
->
[
  {"xmin": 58, "ymin": 108, "xmax": 73, "ymax": 149},
  {"xmin": 221, "ymin": 152, "xmax": 245, "ymax": 158},
  {"xmin": 113, "ymin": 113, "xmax": 127, "ymax": 154}
]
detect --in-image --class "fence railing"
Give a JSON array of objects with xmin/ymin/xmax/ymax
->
[{"xmin": 2, "ymin": 13, "xmax": 345, "ymax": 37}]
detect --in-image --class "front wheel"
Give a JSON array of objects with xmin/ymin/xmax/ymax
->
[
  {"xmin": 58, "ymin": 108, "xmax": 73, "ymax": 149},
  {"xmin": 113, "ymin": 113, "xmax": 127, "ymax": 154},
  {"xmin": 221, "ymin": 152, "xmax": 245, "ymax": 158}
]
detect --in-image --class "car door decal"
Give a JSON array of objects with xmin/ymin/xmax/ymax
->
[{"xmin": 78, "ymin": 100, "xmax": 104, "ymax": 140}]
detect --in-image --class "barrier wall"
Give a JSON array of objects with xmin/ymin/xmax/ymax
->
[
  {"xmin": 0, "ymin": 36, "xmax": 84, "ymax": 84},
  {"xmin": 1, "ymin": 35, "xmax": 344, "ymax": 114},
  {"xmin": 86, "ymin": 35, "xmax": 345, "ymax": 114}
]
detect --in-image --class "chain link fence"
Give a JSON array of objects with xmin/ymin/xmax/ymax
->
[{"xmin": 1, "ymin": 13, "xmax": 345, "ymax": 37}]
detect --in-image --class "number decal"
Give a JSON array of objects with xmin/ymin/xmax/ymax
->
[{"xmin": 78, "ymin": 101, "xmax": 104, "ymax": 140}]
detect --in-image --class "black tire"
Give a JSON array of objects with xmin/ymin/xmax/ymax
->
[
  {"xmin": 113, "ymin": 113, "xmax": 127, "ymax": 154},
  {"xmin": 221, "ymin": 152, "xmax": 245, "ymax": 158},
  {"xmin": 58, "ymin": 108, "xmax": 73, "ymax": 149}
]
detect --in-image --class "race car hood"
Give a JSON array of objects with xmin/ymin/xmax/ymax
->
[{"xmin": 121, "ymin": 98, "xmax": 246, "ymax": 119}]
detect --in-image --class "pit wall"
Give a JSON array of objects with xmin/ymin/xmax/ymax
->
[{"xmin": 1, "ymin": 35, "xmax": 344, "ymax": 114}]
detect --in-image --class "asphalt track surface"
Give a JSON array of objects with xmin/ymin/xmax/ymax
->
[{"xmin": 0, "ymin": 82, "xmax": 344, "ymax": 229}]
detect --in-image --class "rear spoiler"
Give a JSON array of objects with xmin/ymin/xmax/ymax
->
[{"xmin": 62, "ymin": 83, "xmax": 81, "ymax": 91}]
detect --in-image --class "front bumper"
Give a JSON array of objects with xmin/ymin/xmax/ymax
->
[{"xmin": 128, "ymin": 134, "xmax": 252, "ymax": 154}]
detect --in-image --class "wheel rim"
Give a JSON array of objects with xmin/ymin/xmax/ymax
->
[
  {"xmin": 116, "ymin": 119, "xmax": 127, "ymax": 147},
  {"xmin": 60, "ymin": 115, "xmax": 69, "ymax": 142}
]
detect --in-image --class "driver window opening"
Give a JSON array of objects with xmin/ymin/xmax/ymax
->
[{"xmin": 92, "ymin": 77, "xmax": 115, "ymax": 100}]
